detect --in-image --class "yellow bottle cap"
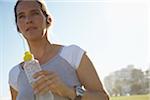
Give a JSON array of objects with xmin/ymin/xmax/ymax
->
[{"xmin": 23, "ymin": 51, "xmax": 33, "ymax": 61}]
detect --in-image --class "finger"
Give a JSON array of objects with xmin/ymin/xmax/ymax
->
[
  {"xmin": 38, "ymin": 83, "xmax": 51, "ymax": 95},
  {"xmin": 32, "ymin": 76, "xmax": 47, "ymax": 90},
  {"xmin": 34, "ymin": 78, "xmax": 55, "ymax": 95},
  {"xmin": 46, "ymin": 78, "xmax": 56, "ymax": 87},
  {"xmin": 44, "ymin": 72, "xmax": 57, "ymax": 82},
  {"xmin": 36, "ymin": 83, "xmax": 49, "ymax": 94},
  {"xmin": 39, "ymin": 88, "xmax": 50, "ymax": 95},
  {"xmin": 32, "ymin": 74, "xmax": 56, "ymax": 90}
]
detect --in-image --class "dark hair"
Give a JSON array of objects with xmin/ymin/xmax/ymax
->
[{"xmin": 14, "ymin": 0, "xmax": 51, "ymax": 32}]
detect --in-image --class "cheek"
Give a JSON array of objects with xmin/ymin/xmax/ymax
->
[
  {"xmin": 38, "ymin": 15, "xmax": 47, "ymax": 28},
  {"xmin": 17, "ymin": 21, "xmax": 24, "ymax": 32},
  {"xmin": 40, "ymin": 18, "xmax": 47, "ymax": 28}
]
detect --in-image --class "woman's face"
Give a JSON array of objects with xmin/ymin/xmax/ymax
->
[{"xmin": 16, "ymin": 1, "xmax": 48, "ymax": 41}]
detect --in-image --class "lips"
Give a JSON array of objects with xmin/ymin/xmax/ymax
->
[{"xmin": 26, "ymin": 27, "xmax": 37, "ymax": 32}]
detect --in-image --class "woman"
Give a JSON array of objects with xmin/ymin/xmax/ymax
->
[{"xmin": 9, "ymin": 0, "xmax": 109, "ymax": 100}]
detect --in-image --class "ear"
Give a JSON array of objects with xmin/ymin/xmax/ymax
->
[{"xmin": 46, "ymin": 16, "xmax": 52, "ymax": 27}]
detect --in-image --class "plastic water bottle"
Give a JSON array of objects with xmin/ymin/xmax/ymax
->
[{"xmin": 23, "ymin": 51, "xmax": 54, "ymax": 100}]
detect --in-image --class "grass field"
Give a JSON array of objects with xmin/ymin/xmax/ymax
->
[{"xmin": 110, "ymin": 94, "xmax": 150, "ymax": 100}]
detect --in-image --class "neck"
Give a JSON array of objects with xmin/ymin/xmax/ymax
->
[{"xmin": 27, "ymin": 37, "xmax": 52, "ymax": 60}]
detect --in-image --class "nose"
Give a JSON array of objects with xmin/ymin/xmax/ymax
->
[{"xmin": 25, "ymin": 16, "xmax": 32, "ymax": 24}]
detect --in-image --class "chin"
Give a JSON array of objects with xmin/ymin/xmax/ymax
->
[
  {"xmin": 26, "ymin": 35, "xmax": 42, "ymax": 42},
  {"xmin": 24, "ymin": 31, "xmax": 45, "ymax": 41}
]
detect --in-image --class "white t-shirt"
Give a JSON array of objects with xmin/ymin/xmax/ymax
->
[{"xmin": 9, "ymin": 45, "xmax": 85, "ymax": 91}]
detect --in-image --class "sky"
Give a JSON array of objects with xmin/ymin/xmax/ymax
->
[{"xmin": 0, "ymin": 0, "xmax": 150, "ymax": 99}]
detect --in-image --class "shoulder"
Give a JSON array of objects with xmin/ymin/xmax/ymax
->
[
  {"xmin": 60, "ymin": 44, "xmax": 85, "ymax": 69},
  {"xmin": 9, "ymin": 65, "xmax": 20, "ymax": 79},
  {"xmin": 61, "ymin": 44, "xmax": 85, "ymax": 55},
  {"xmin": 9, "ymin": 64, "xmax": 21, "ymax": 91},
  {"xmin": 64, "ymin": 44, "xmax": 82, "ymax": 49}
]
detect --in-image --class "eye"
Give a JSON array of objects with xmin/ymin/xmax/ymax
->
[
  {"xmin": 32, "ymin": 12, "xmax": 40, "ymax": 16},
  {"xmin": 18, "ymin": 15, "xmax": 25, "ymax": 19}
]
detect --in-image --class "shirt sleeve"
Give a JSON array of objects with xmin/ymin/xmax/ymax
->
[
  {"xmin": 8, "ymin": 65, "xmax": 20, "ymax": 91},
  {"xmin": 60, "ymin": 45, "xmax": 85, "ymax": 69}
]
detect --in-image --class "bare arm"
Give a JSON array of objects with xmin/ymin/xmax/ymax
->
[
  {"xmin": 76, "ymin": 53, "xmax": 109, "ymax": 100},
  {"xmin": 10, "ymin": 86, "xmax": 18, "ymax": 100}
]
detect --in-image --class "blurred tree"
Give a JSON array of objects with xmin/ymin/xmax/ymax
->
[{"xmin": 104, "ymin": 65, "xmax": 149, "ymax": 96}]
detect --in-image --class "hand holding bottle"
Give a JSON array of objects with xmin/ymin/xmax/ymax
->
[
  {"xmin": 23, "ymin": 51, "xmax": 54, "ymax": 100},
  {"xmin": 32, "ymin": 70, "xmax": 76, "ymax": 99}
]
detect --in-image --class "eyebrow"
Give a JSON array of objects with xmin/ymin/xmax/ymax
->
[{"xmin": 17, "ymin": 9, "xmax": 40, "ymax": 16}]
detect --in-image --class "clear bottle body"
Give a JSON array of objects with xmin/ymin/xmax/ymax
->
[{"xmin": 23, "ymin": 59, "xmax": 54, "ymax": 100}]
